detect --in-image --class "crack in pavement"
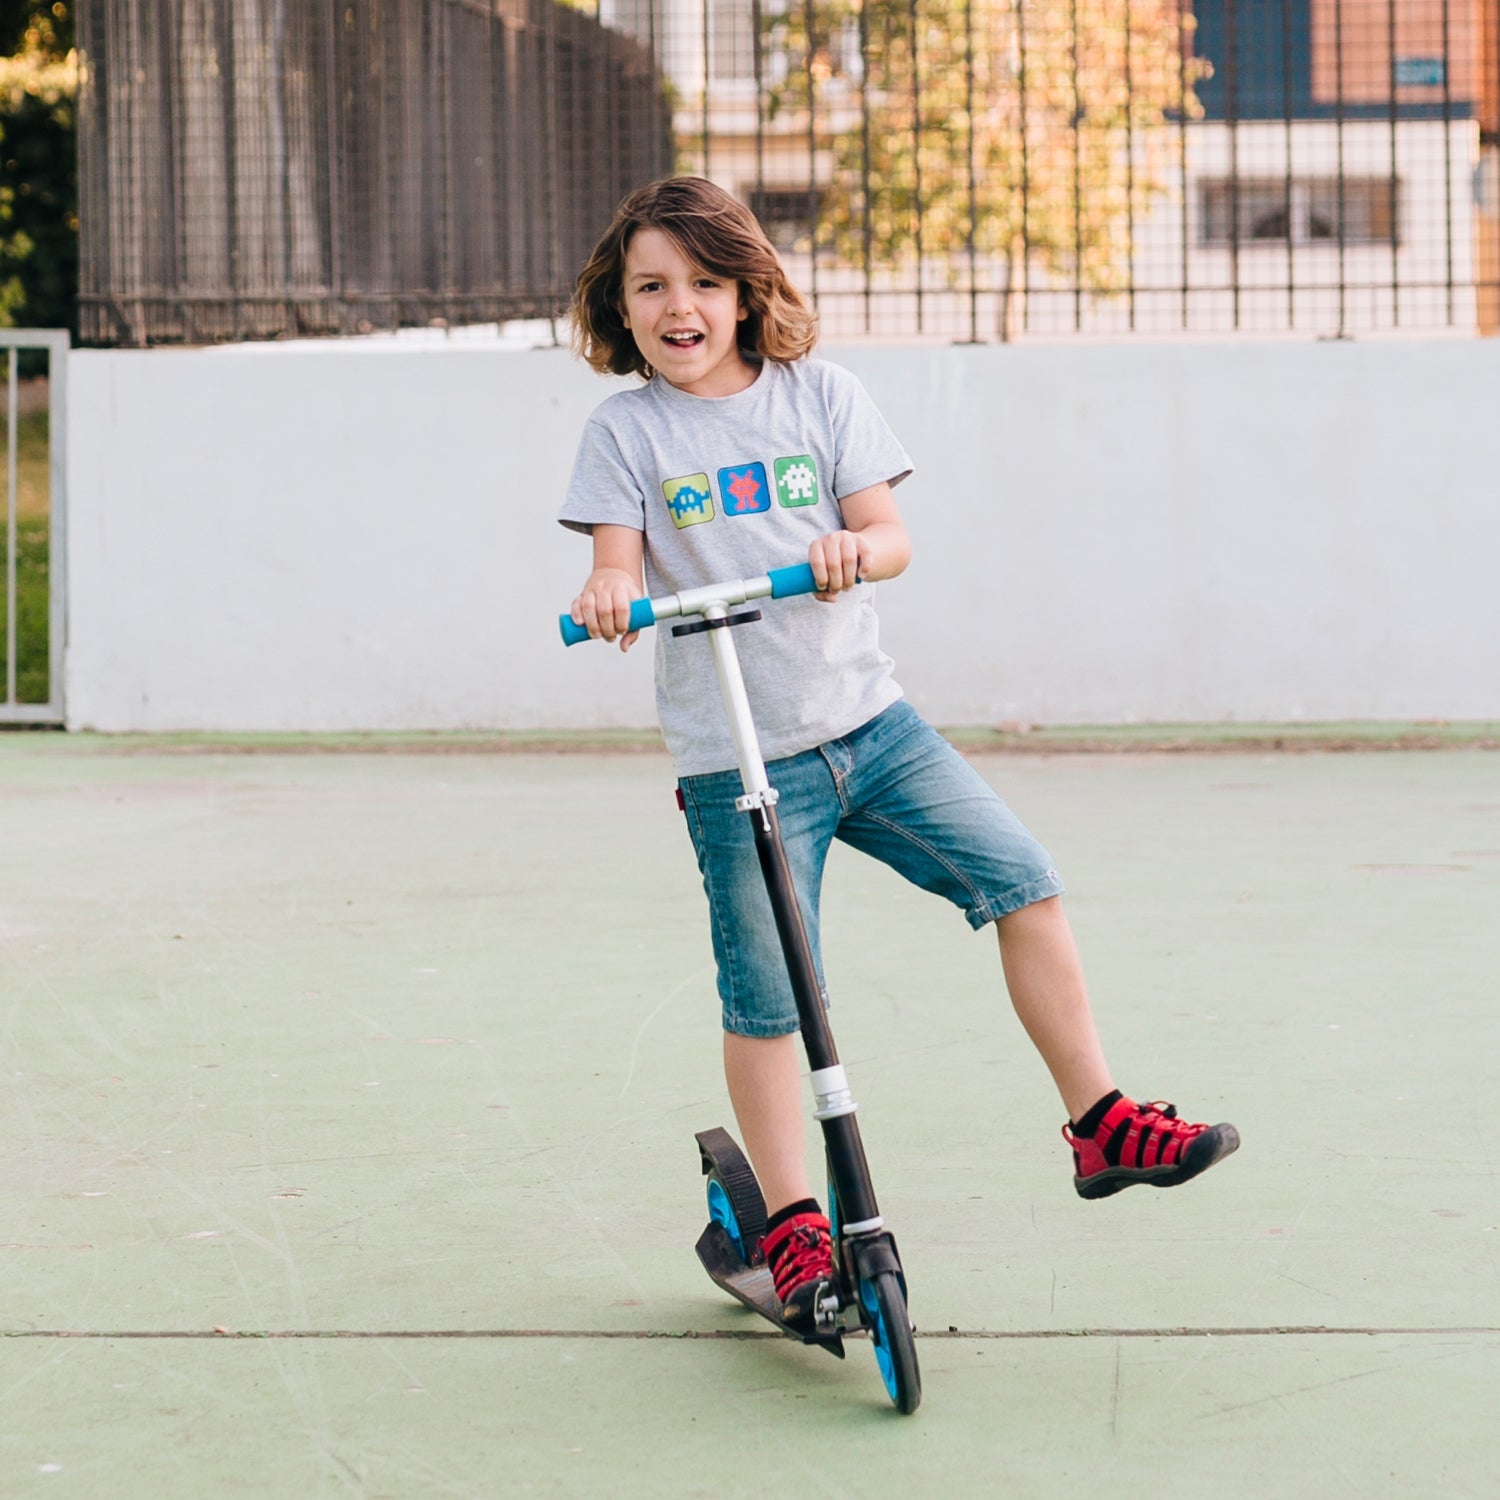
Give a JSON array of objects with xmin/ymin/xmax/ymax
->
[{"xmin": 5, "ymin": 1324, "xmax": 1497, "ymax": 1341}]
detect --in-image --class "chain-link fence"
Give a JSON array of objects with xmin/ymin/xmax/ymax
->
[
  {"xmin": 75, "ymin": 0, "xmax": 1500, "ymax": 344},
  {"xmin": 75, "ymin": 0, "xmax": 673, "ymax": 344}
]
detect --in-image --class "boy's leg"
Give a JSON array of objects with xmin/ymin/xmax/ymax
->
[
  {"xmin": 828, "ymin": 704, "xmax": 1238, "ymax": 1195},
  {"xmin": 680, "ymin": 749, "xmax": 839, "ymax": 1216},
  {"xmin": 722, "ymin": 1030, "xmax": 812, "ymax": 1216},
  {"xmin": 994, "ymin": 893, "xmax": 1239, "ymax": 1196},
  {"xmin": 725, "ymin": 1030, "xmax": 839, "ymax": 1328},
  {"xmin": 724, "ymin": 1031, "xmax": 837, "ymax": 1328},
  {"xmin": 993, "ymin": 895, "xmax": 1115, "ymax": 1124}
]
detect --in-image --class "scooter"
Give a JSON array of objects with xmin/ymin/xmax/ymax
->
[{"xmin": 561, "ymin": 562, "xmax": 921, "ymax": 1414}]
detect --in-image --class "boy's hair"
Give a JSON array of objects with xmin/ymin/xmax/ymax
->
[{"xmin": 571, "ymin": 176, "xmax": 817, "ymax": 378}]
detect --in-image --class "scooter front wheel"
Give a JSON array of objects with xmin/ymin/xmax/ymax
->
[{"xmin": 860, "ymin": 1270, "xmax": 921, "ymax": 1414}]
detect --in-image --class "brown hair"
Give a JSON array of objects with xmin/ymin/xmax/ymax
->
[{"xmin": 570, "ymin": 177, "xmax": 817, "ymax": 378}]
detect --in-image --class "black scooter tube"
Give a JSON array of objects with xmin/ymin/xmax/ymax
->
[{"xmin": 747, "ymin": 801, "xmax": 882, "ymax": 1232}]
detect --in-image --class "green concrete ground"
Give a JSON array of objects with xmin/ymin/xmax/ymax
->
[{"xmin": 2, "ymin": 734, "xmax": 1496, "ymax": 1497}]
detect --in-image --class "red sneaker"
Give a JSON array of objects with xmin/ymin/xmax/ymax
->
[
  {"xmin": 761, "ymin": 1210, "xmax": 835, "ymax": 1328},
  {"xmin": 1064, "ymin": 1095, "xmax": 1239, "ymax": 1200}
]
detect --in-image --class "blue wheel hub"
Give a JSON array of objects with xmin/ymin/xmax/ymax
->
[
  {"xmin": 860, "ymin": 1279, "xmax": 899, "ymax": 1401},
  {"xmin": 707, "ymin": 1178, "xmax": 745, "ymax": 1261}
]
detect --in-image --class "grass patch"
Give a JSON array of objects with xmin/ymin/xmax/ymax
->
[
  {"xmin": 9, "ymin": 409, "xmax": 53, "ymax": 521},
  {"xmin": 943, "ymin": 722, "xmax": 1500, "ymax": 753},
  {"xmin": 1, "ymin": 519, "xmax": 51, "ymax": 703},
  {"xmin": 3, "ymin": 406, "xmax": 53, "ymax": 705},
  {"xmin": 21, "ymin": 723, "xmax": 1497, "ymax": 756},
  {"xmin": 30, "ymin": 728, "xmax": 671, "ymax": 755}
]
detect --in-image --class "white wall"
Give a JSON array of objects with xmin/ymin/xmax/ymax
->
[{"xmin": 64, "ymin": 336, "xmax": 1500, "ymax": 732}]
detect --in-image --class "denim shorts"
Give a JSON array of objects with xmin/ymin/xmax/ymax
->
[{"xmin": 677, "ymin": 699, "xmax": 1065, "ymax": 1038}]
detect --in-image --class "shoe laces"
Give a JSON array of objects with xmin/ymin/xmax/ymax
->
[
  {"xmin": 764, "ymin": 1219, "xmax": 833, "ymax": 1298},
  {"xmin": 1135, "ymin": 1099, "xmax": 1197, "ymax": 1134},
  {"xmin": 1062, "ymin": 1098, "xmax": 1203, "ymax": 1154},
  {"xmin": 1061, "ymin": 1098, "xmax": 1181, "ymax": 1146}
]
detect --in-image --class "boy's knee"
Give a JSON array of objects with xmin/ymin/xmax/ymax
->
[{"xmin": 995, "ymin": 893, "xmax": 1064, "ymax": 932}]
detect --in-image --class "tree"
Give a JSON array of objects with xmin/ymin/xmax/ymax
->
[
  {"xmin": 765, "ymin": 0, "xmax": 1204, "ymax": 338},
  {"xmin": 0, "ymin": 1, "xmax": 76, "ymax": 334},
  {"xmin": 1, "ymin": 0, "xmax": 73, "ymax": 54}
]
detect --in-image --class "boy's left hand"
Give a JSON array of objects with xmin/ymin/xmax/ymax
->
[
  {"xmin": 807, "ymin": 529, "xmax": 867, "ymax": 602},
  {"xmin": 807, "ymin": 485, "xmax": 912, "ymax": 602}
]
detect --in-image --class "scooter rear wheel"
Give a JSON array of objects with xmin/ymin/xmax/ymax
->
[
  {"xmin": 860, "ymin": 1270, "xmax": 921, "ymax": 1414},
  {"xmin": 696, "ymin": 1128, "xmax": 768, "ymax": 1267}
]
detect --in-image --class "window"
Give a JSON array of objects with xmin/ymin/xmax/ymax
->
[
  {"xmin": 747, "ymin": 187, "xmax": 817, "ymax": 251},
  {"xmin": 1200, "ymin": 177, "xmax": 1400, "ymax": 246}
]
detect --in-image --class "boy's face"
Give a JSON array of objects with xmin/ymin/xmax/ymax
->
[{"xmin": 620, "ymin": 227, "xmax": 756, "ymax": 398}]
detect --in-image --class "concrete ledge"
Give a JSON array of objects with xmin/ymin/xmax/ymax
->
[{"xmin": 6, "ymin": 721, "xmax": 1498, "ymax": 756}]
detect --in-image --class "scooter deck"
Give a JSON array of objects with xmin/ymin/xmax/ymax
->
[{"xmin": 694, "ymin": 1222, "xmax": 846, "ymax": 1358}]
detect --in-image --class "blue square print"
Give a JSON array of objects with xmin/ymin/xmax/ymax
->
[{"xmin": 717, "ymin": 462, "xmax": 771, "ymax": 516}]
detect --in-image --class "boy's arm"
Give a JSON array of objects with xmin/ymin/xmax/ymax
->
[
  {"xmin": 570, "ymin": 523, "xmax": 646, "ymax": 651},
  {"xmin": 808, "ymin": 481, "xmax": 912, "ymax": 602}
]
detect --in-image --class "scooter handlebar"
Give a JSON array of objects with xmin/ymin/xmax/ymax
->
[
  {"xmin": 766, "ymin": 562, "xmax": 819, "ymax": 599},
  {"xmin": 558, "ymin": 562, "xmax": 819, "ymax": 646},
  {"xmin": 558, "ymin": 596, "xmax": 657, "ymax": 647}
]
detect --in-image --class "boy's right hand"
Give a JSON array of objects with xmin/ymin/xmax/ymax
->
[{"xmin": 570, "ymin": 567, "xmax": 641, "ymax": 651}]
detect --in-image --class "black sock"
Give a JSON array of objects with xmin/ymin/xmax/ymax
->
[
  {"xmin": 765, "ymin": 1197, "xmax": 821, "ymax": 1235},
  {"xmin": 1072, "ymin": 1089, "xmax": 1123, "ymax": 1139}
]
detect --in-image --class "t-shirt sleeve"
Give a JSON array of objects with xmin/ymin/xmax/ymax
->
[
  {"xmin": 557, "ymin": 414, "xmax": 647, "ymax": 536},
  {"xmin": 821, "ymin": 363, "xmax": 915, "ymax": 500}
]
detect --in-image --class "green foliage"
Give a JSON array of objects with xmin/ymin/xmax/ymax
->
[
  {"xmin": 0, "ymin": 408, "xmax": 51, "ymax": 703},
  {"xmin": 0, "ymin": 515, "xmax": 50, "ymax": 702},
  {"xmin": 0, "ymin": 2, "xmax": 76, "ymax": 335},
  {"xmin": 0, "ymin": 1, "xmax": 74, "ymax": 55}
]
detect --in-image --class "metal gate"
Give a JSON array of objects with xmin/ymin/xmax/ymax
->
[{"xmin": 1, "ymin": 331, "xmax": 68, "ymax": 727}]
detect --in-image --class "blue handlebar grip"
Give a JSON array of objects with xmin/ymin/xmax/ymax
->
[
  {"xmin": 767, "ymin": 562, "xmax": 819, "ymax": 599},
  {"xmin": 558, "ymin": 596, "xmax": 657, "ymax": 647}
]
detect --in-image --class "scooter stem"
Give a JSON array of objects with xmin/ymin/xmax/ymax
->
[
  {"xmin": 702, "ymin": 604, "xmax": 771, "ymax": 800},
  {"xmin": 703, "ymin": 606, "xmax": 883, "ymax": 1234}
]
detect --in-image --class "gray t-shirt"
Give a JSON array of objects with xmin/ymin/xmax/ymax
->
[{"xmin": 559, "ymin": 357, "xmax": 914, "ymax": 775}]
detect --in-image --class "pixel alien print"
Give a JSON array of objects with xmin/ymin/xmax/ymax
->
[
  {"xmin": 662, "ymin": 458, "xmax": 820, "ymax": 528},
  {"xmin": 662, "ymin": 473, "xmax": 715, "ymax": 528},
  {"xmin": 718, "ymin": 462, "xmax": 771, "ymax": 516},
  {"xmin": 774, "ymin": 456, "xmax": 819, "ymax": 508}
]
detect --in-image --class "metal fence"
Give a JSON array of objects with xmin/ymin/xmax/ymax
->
[
  {"xmin": 75, "ymin": 0, "xmax": 1500, "ymax": 344},
  {"xmin": 662, "ymin": 0, "xmax": 1500, "ymax": 340},
  {"xmin": 1, "ymin": 332, "xmax": 68, "ymax": 727},
  {"xmin": 74, "ymin": 0, "xmax": 674, "ymax": 344}
]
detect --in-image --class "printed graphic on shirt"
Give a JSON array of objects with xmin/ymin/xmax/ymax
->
[
  {"xmin": 663, "ymin": 473, "xmax": 715, "ymax": 528},
  {"xmin": 774, "ymin": 455, "xmax": 820, "ymax": 508},
  {"xmin": 717, "ymin": 462, "xmax": 772, "ymax": 517}
]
